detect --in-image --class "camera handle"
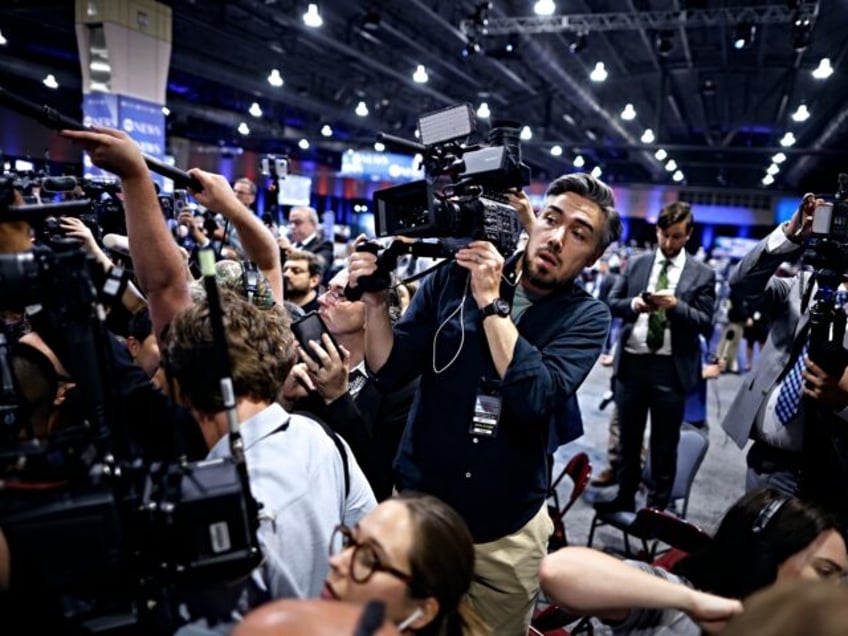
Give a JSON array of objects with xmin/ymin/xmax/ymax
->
[{"xmin": 344, "ymin": 239, "xmax": 449, "ymax": 301}]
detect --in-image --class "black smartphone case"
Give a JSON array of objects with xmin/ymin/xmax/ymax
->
[{"xmin": 291, "ymin": 311, "xmax": 339, "ymax": 363}]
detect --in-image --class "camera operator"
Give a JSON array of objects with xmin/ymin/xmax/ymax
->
[
  {"xmin": 348, "ymin": 173, "xmax": 622, "ymax": 635},
  {"xmin": 721, "ymin": 194, "xmax": 848, "ymax": 514}
]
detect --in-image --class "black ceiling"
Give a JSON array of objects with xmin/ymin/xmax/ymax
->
[{"xmin": 2, "ymin": 0, "xmax": 848, "ymax": 195}]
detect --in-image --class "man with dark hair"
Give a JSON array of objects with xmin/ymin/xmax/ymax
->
[
  {"xmin": 598, "ymin": 201, "xmax": 716, "ymax": 514},
  {"xmin": 349, "ymin": 173, "xmax": 622, "ymax": 634},
  {"xmin": 283, "ymin": 249, "xmax": 323, "ymax": 312}
]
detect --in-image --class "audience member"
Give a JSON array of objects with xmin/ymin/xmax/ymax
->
[
  {"xmin": 280, "ymin": 205, "xmax": 334, "ymax": 275},
  {"xmin": 283, "ymin": 248, "xmax": 323, "ymax": 313},
  {"xmin": 348, "ymin": 173, "xmax": 622, "ymax": 634}
]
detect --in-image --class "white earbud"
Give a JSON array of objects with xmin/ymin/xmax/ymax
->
[{"xmin": 397, "ymin": 607, "xmax": 425, "ymax": 631}]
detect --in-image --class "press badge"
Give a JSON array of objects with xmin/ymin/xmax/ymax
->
[{"xmin": 470, "ymin": 390, "xmax": 502, "ymax": 437}]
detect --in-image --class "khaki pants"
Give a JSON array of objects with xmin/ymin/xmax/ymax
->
[{"xmin": 469, "ymin": 503, "xmax": 553, "ymax": 636}]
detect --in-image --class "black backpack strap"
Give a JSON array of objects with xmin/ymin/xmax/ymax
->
[{"xmin": 292, "ymin": 411, "xmax": 350, "ymax": 497}]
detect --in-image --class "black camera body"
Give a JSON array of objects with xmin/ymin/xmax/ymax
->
[
  {"xmin": 806, "ymin": 174, "xmax": 848, "ymax": 274},
  {"xmin": 372, "ymin": 104, "xmax": 530, "ymax": 258}
]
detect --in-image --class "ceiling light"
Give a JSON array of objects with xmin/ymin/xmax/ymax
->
[
  {"xmin": 550, "ymin": 145, "xmax": 563, "ymax": 157},
  {"xmin": 672, "ymin": 170, "xmax": 684, "ymax": 182},
  {"xmin": 303, "ymin": 3, "xmax": 323, "ymax": 28},
  {"xmin": 569, "ymin": 32, "xmax": 587, "ymax": 55},
  {"xmin": 412, "ymin": 64, "xmax": 429, "ymax": 84},
  {"xmin": 665, "ymin": 159, "xmax": 677, "ymax": 172},
  {"xmin": 0, "ymin": 30, "xmax": 6, "ymax": 46},
  {"xmin": 590, "ymin": 166, "xmax": 602, "ymax": 178},
  {"xmin": 476, "ymin": 102, "xmax": 490, "ymax": 119},
  {"xmin": 520, "ymin": 125, "xmax": 532, "ymax": 141},
  {"xmin": 767, "ymin": 163, "xmax": 780, "ymax": 175},
  {"xmin": 573, "ymin": 154, "xmax": 585, "ymax": 168},
  {"xmin": 238, "ymin": 122, "xmax": 250, "ymax": 136},
  {"xmin": 589, "ymin": 62, "xmax": 607, "ymax": 82},
  {"xmin": 772, "ymin": 152, "xmax": 787, "ymax": 164},
  {"xmin": 321, "ymin": 124, "xmax": 333, "ymax": 137},
  {"xmin": 89, "ymin": 60, "xmax": 111, "ymax": 73},
  {"xmin": 813, "ymin": 57, "xmax": 834, "ymax": 79},
  {"xmin": 655, "ymin": 30, "xmax": 674, "ymax": 56},
  {"xmin": 654, "ymin": 148, "xmax": 668, "ymax": 161},
  {"xmin": 733, "ymin": 23, "xmax": 756, "ymax": 50},
  {"xmin": 267, "ymin": 69, "xmax": 284, "ymax": 87},
  {"xmin": 298, "ymin": 138, "xmax": 310, "ymax": 150},
  {"xmin": 414, "ymin": 128, "xmax": 420, "ymax": 139},
  {"xmin": 620, "ymin": 103, "xmax": 636, "ymax": 121},
  {"xmin": 641, "ymin": 128, "xmax": 655, "ymax": 144},
  {"xmin": 791, "ymin": 103, "xmax": 810, "ymax": 122},
  {"xmin": 780, "ymin": 132, "xmax": 797, "ymax": 147},
  {"xmin": 534, "ymin": 0, "xmax": 556, "ymax": 16},
  {"xmin": 355, "ymin": 100, "xmax": 369, "ymax": 117},
  {"xmin": 762, "ymin": 174, "xmax": 775, "ymax": 186},
  {"xmin": 362, "ymin": 9, "xmax": 380, "ymax": 31},
  {"xmin": 161, "ymin": 106, "xmax": 170, "ymax": 116},
  {"xmin": 249, "ymin": 102, "xmax": 263, "ymax": 118},
  {"xmin": 374, "ymin": 141, "xmax": 386, "ymax": 152},
  {"xmin": 43, "ymin": 74, "xmax": 58, "ymax": 89}
]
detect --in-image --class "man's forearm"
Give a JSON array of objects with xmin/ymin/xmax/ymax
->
[
  {"xmin": 482, "ymin": 315, "xmax": 519, "ymax": 378},
  {"xmin": 220, "ymin": 201, "xmax": 283, "ymax": 304},
  {"xmin": 364, "ymin": 294, "xmax": 394, "ymax": 373}
]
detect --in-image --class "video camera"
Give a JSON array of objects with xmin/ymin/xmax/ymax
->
[
  {"xmin": 0, "ymin": 188, "xmax": 262, "ymax": 632},
  {"xmin": 346, "ymin": 104, "xmax": 530, "ymax": 299}
]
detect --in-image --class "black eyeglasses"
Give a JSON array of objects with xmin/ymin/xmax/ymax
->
[{"xmin": 329, "ymin": 525, "xmax": 415, "ymax": 587}]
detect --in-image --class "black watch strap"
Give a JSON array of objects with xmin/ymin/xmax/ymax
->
[{"xmin": 480, "ymin": 298, "xmax": 510, "ymax": 319}]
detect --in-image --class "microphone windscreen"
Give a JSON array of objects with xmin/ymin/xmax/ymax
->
[{"xmin": 41, "ymin": 176, "xmax": 79, "ymax": 192}]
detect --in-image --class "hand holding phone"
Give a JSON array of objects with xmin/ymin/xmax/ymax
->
[{"xmin": 291, "ymin": 311, "xmax": 340, "ymax": 366}]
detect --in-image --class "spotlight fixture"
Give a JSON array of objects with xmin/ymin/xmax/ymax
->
[
  {"xmin": 374, "ymin": 141, "xmax": 386, "ymax": 152},
  {"xmin": 791, "ymin": 103, "xmax": 810, "ymax": 122},
  {"xmin": 43, "ymin": 73, "xmax": 58, "ymax": 89},
  {"xmin": 812, "ymin": 57, "xmax": 833, "ymax": 79},
  {"xmin": 654, "ymin": 148, "xmax": 668, "ymax": 161},
  {"xmin": 780, "ymin": 132, "xmax": 796, "ymax": 147},
  {"xmin": 249, "ymin": 102, "xmax": 263, "ymax": 118},
  {"xmin": 620, "ymin": 103, "xmax": 636, "ymax": 121},
  {"xmin": 672, "ymin": 170, "xmax": 684, "ymax": 182},
  {"xmin": 321, "ymin": 124, "xmax": 333, "ymax": 137},
  {"xmin": 589, "ymin": 62, "xmax": 608, "ymax": 82},
  {"xmin": 412, "ymin": 64, "xmax": 429, "ymax": 84},
  {"xmin": 766, "ymin": 163, "xmax": 780, "ymax": 175},
  {"xmin": 267, "ymin": 69, "xmax": 284, "ymax": 87},
  {"xmin": 762, "ymin": 174, "xmax": 775, "ymax": 186},
  {"xmin": 298, "ymin": 138, "xmax": 310, "ymax": 150},
  {"xmin": 640, "ymin": 128, "xmax": 655, "ymax": 144},
  {"xmin": 355, "ymin": 100, "xmax": 369, "ymax": 117},
  {"xmin": 534, "ymin": 0, "xmax": 556, "ymax": 16},
  {"xmin": 520, "ymin": 125, "xmax": 532, "ymax": 141},
  {"xmin": 665, "ymin": 159, "xmax": 677, "ymax": 172},
  {"xmin": 733, "ymin": 23, "xmax": 756, "ymax": 50},
  {"xmin": 590, "ymin": 166, "xmax": 603, "ymax": 178},
  {"xmin": 0, "ymin": 29, "xmax": 7, "ymax": 46},
  {"xmin": 550, "ymin": 145, "xmax": 563, "ymax": 157},
  {"xmin": 573, "ymin": 154, "xmax": 585, "ymax": 168},
  {"xmin": 161, "ymin": 106, "xmax": 170, "ymax": 116},
  {"xmin": 569, "ymin": 32, "xmax": 587, "ymax": 55},
  {"xmin": 238, "ymin": 122, "xmax": 250, "ymax": 136},
  {"xmin": 476, "ymin": 102, "xmax": 490, "ymax": 119},
  {"xmin": 654, "ymin": 30, "xmax": 674, "ymax": 56},
  {"xmin": 303, "ymin": 3, "xmax": 323, "ymax": 28},
  {"xmin": 772, "ymin": 152, "xmax": 787, "ymax": 164}
]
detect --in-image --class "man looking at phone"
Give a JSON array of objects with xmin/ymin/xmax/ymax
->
[
  {"xmin": 597, "ymin": 201, "xmax": 716, "ymax": 514},
  {"xmin": 348, "ymin": 173, "xmax": 622, "ymax": 634}
]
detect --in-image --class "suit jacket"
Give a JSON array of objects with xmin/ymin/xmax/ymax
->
[
  {"xmin": 300, "ymin": 235, "xmax": 335, "ymax": 274},
  {"xmin": 721, "ymin": 232, "xmax": 808, "ymax": 448},
  {"xmin": 596, "ymin": 271, "xmax": 620, "ymax": 304},
  {"xmin": 608, "ymin": 250, "xmax": 716, "ymax": 393}
]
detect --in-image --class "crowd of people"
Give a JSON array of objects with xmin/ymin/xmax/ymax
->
[{"xmin": 1, "ymin": 125, "xmax": 848, "ymax": 636}]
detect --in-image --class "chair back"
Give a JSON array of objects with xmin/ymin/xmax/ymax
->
[
  {"xmin": 642, "ymin": 428, "xmax": 709, "ymax": 517},
  {"xmin": 552, "ymin": 452, "xmax": 592, "ymax": 516}
]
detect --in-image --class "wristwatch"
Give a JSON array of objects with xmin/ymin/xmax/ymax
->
[{"xmin": 480, "ymin": 298, "xmax": 511, "ymax": 319}]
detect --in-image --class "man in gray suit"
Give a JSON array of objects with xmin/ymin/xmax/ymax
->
[
  {"xmin": 598, "ymin": 201, "xmax": 716, "ymax": 512},
  {"xmin": 721, "ymin": 194, "xmax": 848, "ymax": 497}
]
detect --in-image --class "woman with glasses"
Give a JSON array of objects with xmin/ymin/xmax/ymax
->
[
  {"xmin": 322, "ymin": 491, "xmax": 490, "ymax": 635},
  {"xmin": 539, "ymin": 488, "xmax": 848, "ymax": 634}
]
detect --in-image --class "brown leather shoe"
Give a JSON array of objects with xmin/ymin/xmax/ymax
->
[{"xmin": 590, "ymin": 468, "xmax": 618, "ymax": 487}]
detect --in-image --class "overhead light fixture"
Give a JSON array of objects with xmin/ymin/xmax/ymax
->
[
  {"xmin": 298, "ymin": 138, "xmax": 310, "ymax": 150},
  {"xmin": 590, "ymin": 166, "xmax": 602, "ymax": 178},
  {"xmin": 520, "ymin": 125, "xmax": 532, "ymax": 141},
  {"xmin": 355, "ymin": 100, "xmax": 369, "ymax": 117},
  {"xmin": 238, "ymin": 122, "xmax": 250, "ymax": 136},
  {"xmin": 374, "ymin": 141, "xmax": 386, "ymax": 152},
  {"xmin": 0, "ymin": 29, "xmax": 6, "ymax": 46},
  {"xmin": 654, "ymin": 148, "xmax": 668, "ymax": 161},
  {"xmin": 733, "ymin": 23, "xmax": 756, "ymax": 50},
  {"xmin": 361, "ymin": 9, "xmax": 380, "ymax": 31},
  {"xmin": 672, "ymin": 170, "xmax": 684, "ymax": 182},
  {"xmin": 589, "ymin": 62, "xmax": 608, "ymax": 82},
  {"xmin": 412, "ymin": 64, "xmax": 429, "ymax": 84},
  {"xmin": 534, "ymin": 0, "xmax": 556, "ymax": 16},
  {"xmin": 550, "ymin": 145, "xmax": 563, "ymax": 157},
  {"xmin": 772, "ymin": 152, "xmax": 787, "ymax": 164},
  {"xmin": 414, "ymin": 128, "xmax": 420, "ymax": 139},
  {"xmin": 89, "ymin": 60, "xmax": 111, "ymax": 73},
  {"xmin": 780, "ymin": 132, "xmax": 797, "ymax": 147},
  {"xmin": 43, "ymin": 73, "xmax": 58, "ymax": 89},
  {"xmin": 665, "ymin": 159, "xmax": 677, "ymax": 172},
  {"xmin": 655, "ymin": 30, "xmax": 674, "ymax": 56},
  {"xmin": 767, "ymin": 163, "xmax": 780, "ymax": 175},
  {"xmin": 573, "ymin": 154, "xmax": 585, "ymax": 168},
  {"xmin": 791, "ymin": 103, "xmax": 810, "ymax": 122},
  {"xmin": 303, "ymin": 3, "xmax": 323, "ymax": 28},
  {"xmin": 792, "ymin": 13, "xmax": 812, "ymax": 51},
  {"xmin": 762, "ymin": 174, "xmax": 775, "ymax": 186},
  {"xmin": 569, "ymin": 32, "xmax": 587, "ymax": 55},
  {"xmin": 620, "ymin": 103, "xmax": 636, "ymax": 121},
  {"xmin": 641, "ymin": 128, "xmax": 655, "ymax": 144},
  {"xmin": 476, "ymin": 102, "xmax": 490, "ymax": 119},
  {"xmin": 812, "ymin": 57, "xmax": 833, "ymax": 79},
  {"xmin": 161, "ymin": 106, "xmax": 170, "ymax": 116},
  {"xmin": 321, "ymin": 124, "xmax": 333, "ymax": 137},
  {"xmin": 249, "ymin": 102, "xmax": 263, "ymax": 118},
  {"xmin": 267, "ymin": 69, "xmax": 284, "ymax": 87}
]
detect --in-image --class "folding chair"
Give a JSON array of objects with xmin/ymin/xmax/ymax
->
[
  {"xmin": 547, "ymin": 452, "xmax": 592, "ymax": 551},
  {"xmin": 586, "ymin": 428, "xmax": 709, "ymax": 556}
]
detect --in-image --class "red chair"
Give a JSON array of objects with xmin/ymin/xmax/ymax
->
[{"xmin": 548, "ymin": 452, "xmax": 592, "ymax": 551}]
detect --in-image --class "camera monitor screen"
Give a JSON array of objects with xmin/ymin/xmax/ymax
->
[{"xmin": 373, "ymin": 180, "xmax": 434, "ymax": 238}]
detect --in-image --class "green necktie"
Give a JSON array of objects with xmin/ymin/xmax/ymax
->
[{"xmin": 646, "ymin": 259, "xmax": 670, "ymax": 352}]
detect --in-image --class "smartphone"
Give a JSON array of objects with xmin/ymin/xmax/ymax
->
[
  {"xmin": 174, "ymin": 189, "xmax": 188, "ymax": 215},
  {"xmin": 291, "ymin": 311, "xmax": 339, "ymax": 365},
  {"xmin": 641, "ymin": 291, "xmax": 654, "ymax": 302}
]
